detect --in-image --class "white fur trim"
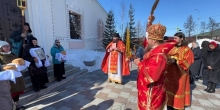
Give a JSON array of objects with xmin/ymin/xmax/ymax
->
[{"xmin": 146, "ymin": 32, "xmax": 148, "ymax": 39}]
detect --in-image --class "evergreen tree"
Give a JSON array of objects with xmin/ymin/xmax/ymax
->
[
  {"xmin": 128, "ymin": 4, "xmax": 137, "ymax": 48},
  {"xmin": 102, "ymin": 10, "xmax": 116, "ymax": 48},
  {"xmin": 129, "ymin": 4, "xmax": 136, "ymax": 38}
]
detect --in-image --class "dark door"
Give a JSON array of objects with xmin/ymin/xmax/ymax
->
[{"xmin": 0, "ymin": 0, "xmax": 22, "ymax": 42}]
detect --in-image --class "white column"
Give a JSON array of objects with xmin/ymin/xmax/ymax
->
[
  {"xmin": 38, "ymin": 0, "xmax": 47, "ymax": 53},
  {"xmin": 25, "ymin": 0, "xmax": 54, "ymax": 57}
]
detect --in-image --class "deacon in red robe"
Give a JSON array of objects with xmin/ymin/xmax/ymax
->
[
  {"xmin": 165, "ymin": 32, "xmax": 194, "ymax": 110},
  {"xmin": 134, "ymin": 23, "xmax": 176, "ymax": 110},
  {"xmin": 101, "ymin": 33, "xmax": 130, "ymax": 84}
]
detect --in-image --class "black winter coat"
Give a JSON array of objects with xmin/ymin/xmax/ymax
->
[
  {"xmin": 189, "ymin": 47, "xmax": 202, "ymax": 77},
  {"xmin": 203, "ymin": 46, "xmax": 220, "ymax": 83},
  {"xmin": 22, "ymin": 45, "xmax": 47, "ymax": 76}
]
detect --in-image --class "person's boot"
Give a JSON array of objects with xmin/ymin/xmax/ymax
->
[
  {"xmin": 61, "ymin": 76, "xmax": 66, "ymax": 79},
  {"xmin": 57, "ymin": 77, "xmax": 61, "ymax": 82},
  {"xmin": 208, "ymin": 83, "xmax": 217, "ymax": 93},
  {"xmin": 33, "ymin": 87, "xmax": 40, "ymax": 92},
  {"xmin": 167, "ymin": 106, "xmax": 174, "ymax": 110},
  {"xmin": 190, "ymin": 76, "xmax": 195, "ymax": 84},
  {"xmin": 40, "ymin": 85, "xmax": 47, "ymax": 89},
  {"xmin": 204, "ymin": 81, "xmax": 212, "ymax": 91},
  {"xmin": 195, "ymin": 75, "xmax": 200, "ymax": 79}
]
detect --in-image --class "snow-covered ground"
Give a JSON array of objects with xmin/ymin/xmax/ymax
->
[
  {"xmin": 65, "ymin": 49, "xmax": 105, "ymax": 72},
  {"xmin": 188, "ymin": 38, "xmax": 220, "ymax": 48},
  {"xmin": 65, "ymin": 39, "xmax": 220, "ymax": 72}
]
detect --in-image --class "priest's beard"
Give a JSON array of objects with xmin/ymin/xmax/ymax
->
[
  {"xmin": 113, "ymin": 39, "xmax": 118, "ymax": 43},
  {"xmin": 144, "ymin": 44, "xmax": 152, "ymax": 53}
]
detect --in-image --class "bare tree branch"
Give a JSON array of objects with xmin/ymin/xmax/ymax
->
[
  {"xmin": 183, "ymin": 15, "xmax": 196, "ymax": 37},
  {"xmin": 200, "ymin": 21, "xmax": 207, "ymax": 37},
  {"xmin": 207, "ymin": 17, "xmax": 219, "ymax": 39},
  {"xmin": 119, "ymin": 1, "xmax": 127, "ymax": 39},
  {"xmin": 136, "ymin": 20, "xmax": 145, "ymax": 41}
]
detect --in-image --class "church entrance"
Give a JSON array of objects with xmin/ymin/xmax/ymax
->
[{"xmin": 0, "ymin": 0, "xmax": 22, "ymax": 42}]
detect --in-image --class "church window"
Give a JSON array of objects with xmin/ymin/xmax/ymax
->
[{"xmin": 69, "ymin": 11, "xmax": 81, "ymax": 39}]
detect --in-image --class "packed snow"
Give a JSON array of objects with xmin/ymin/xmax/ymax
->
[
  {"xmin": 65, "ymin": 38, "xmax": 220, "ymax": 72},
  {"xmin": 188, "ymin": 38, "xmax": 220, "ymax": 48},
  {"xmin": 65, "ymin": 49, "xmax": 105, "ymax": 72}
]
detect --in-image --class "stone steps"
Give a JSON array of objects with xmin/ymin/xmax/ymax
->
[
  {"xmin": 23, "ymin": 65, "xmax": 72, "ymax": 84},
  {"xmin": 19, "ymin": 64, "xmax": 88, "ymax": 105},
  {"xmin": 23, "ymin": 65, "xmax": 81, "ymax": 92}
]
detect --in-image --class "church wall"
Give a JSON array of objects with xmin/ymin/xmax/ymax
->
[
  {"xmin": 25, "ymin": 0, "xmax": 107, "ymax": 59},
  {"xmin": 66, "ymin": 0, "xmax": 107, "ymax": 50}
]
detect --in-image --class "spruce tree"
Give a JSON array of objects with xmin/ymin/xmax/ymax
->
[
  {"xmin": 102, "ymin": 10, "xmax": 116, "ymax": 48},
  {"xmin": 128, "ymin": 4, "xmax": 137, "ymax": 48}
]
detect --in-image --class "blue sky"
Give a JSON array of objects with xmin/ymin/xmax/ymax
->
[{"xmin": 98, "ymin": 0, "xmax": 220, "ymax": 36}]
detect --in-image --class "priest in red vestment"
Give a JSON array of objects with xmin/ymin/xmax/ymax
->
[
  {"xmin": 134, "ymin": 21, "xmax": 177, "ymax": 109},
  {"xmin": 165, "ymin": 32, "xmax": 194, "ymax": 110},
  {"xmin": 101, "ymin": 33, "xmax": 130, "ymax": 84}
]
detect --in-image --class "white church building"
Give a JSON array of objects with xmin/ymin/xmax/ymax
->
[
  {"xmin": 0, "ymin": 0, "xmax": 107, "ymax": 56},
  {"xmin": 26, "ymin": 0, "xmax": 107, "ymax": 54}
]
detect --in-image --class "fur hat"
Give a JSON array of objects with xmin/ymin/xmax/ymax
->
[
  {"xmin": 0, "ymin": 41, "xmax": 9, "ymax": 48},
  {"xmin": 148, "ymin": 24, "xmax": 166, "ymax": 40}
]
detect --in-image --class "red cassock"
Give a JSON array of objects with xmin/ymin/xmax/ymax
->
[
  {"xmin": 101, "ymin": 40, "xmax": 130, "ymax": 76},
  {"xmin": 137, "ymin": 40, "xmax": 176, "ymax": 110},
  {"xmin": 165, "ymin": 45, "xmax": 194, "ymax": 109}
]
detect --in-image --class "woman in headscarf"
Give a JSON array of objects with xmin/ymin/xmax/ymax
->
[
  {"xmin": 50, "ymin": 40, "xmax": 66, "ymax": 82},
  {"xmin": 203, "ymin": 41, "xmax": 220, "ymax": 93},
  {"xmin": 189, "ymin": 41, "xmax": 202, "ymax": 84},
  {"xmin": 23, "ymin": 37, "xmax": 49, "ymax": 92},
  {"xmin": 0, "ymin": 41, "xmax": 13, "ymax": 110},
  {"xmin": 0, "ymin": 40, "xmax": 26, "ymax": 109},
  {"xmin": 10, "ymin": 22, "xmax": 33, "ymax": 57}
]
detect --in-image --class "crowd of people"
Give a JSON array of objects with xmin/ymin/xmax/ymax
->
[
  {"xmin": 101, "ymin": 15, "xmax": 219, "ymax": 110},
  {"xmin": 0, "ymin": 23, "xmax": 67, "ymax": 110},
  {"xmin": 1, "ymin": 18, "xmax": 219, "ymax": 110},
  {"xmin": 189, "ymin": 40, "xmax": 220, "ymax": 94}
]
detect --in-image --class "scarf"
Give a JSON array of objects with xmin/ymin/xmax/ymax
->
[{"xmin": 0, "ymin": 51, "xmax": 11, "ymax": 55}]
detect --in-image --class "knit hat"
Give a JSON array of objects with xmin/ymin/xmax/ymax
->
[
  {"xmin": 0, "ymin": 41, "xmax": 9, "ymax": 48},
  {"xmin": 148, "ymin": 24, "xmax": 166, "ymax": 40},
  {"xmin": 209, "ymin": 41, "xmax": 218, "ymax": 48}
]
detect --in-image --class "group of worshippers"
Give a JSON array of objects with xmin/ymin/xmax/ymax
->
[
  {"xmin": 0, "ymin": 23, "xmax": 67, "ymax": 110},
  {"xmin": 101, "ymin": 14, "xmax": 219, "ymax": 110},
  {"xmin": 189, "ymin": 40, "xmax": 220, "ymax": 93}
]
